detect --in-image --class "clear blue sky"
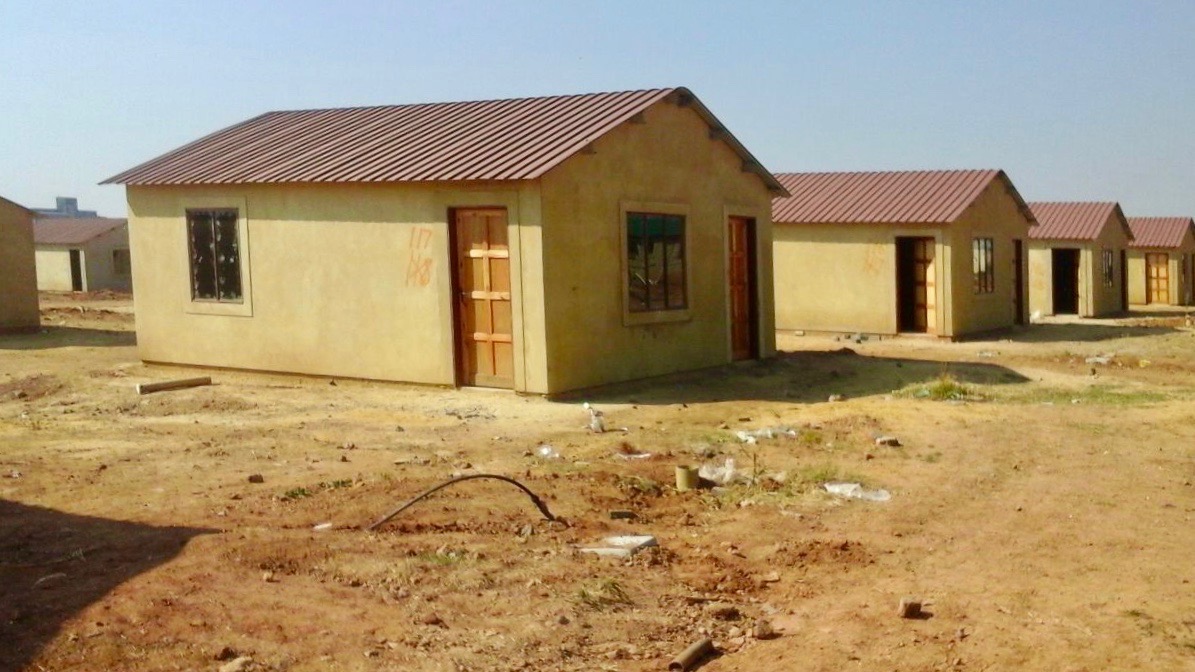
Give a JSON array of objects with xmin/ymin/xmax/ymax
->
[{"xmin": 2, "ymin": 0, "xmax": 1193, "ymax": 218}]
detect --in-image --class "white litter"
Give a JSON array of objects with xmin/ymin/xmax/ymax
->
[
  {"xmin": 536, "ymin": 444, "xmax": 561, "ymax": 459},
  {"xmin": 579, "ymin": 535, "xmax": 658, "ymax": 558},
  {"xmin": 699, "ymin": 458, "xmax": 746, "ymax": 485},
  {"xmin": 734, "ymin": 426, "xmax": 798, "ymax": 444},
  {"xmin": 583, "ymin": 402, "xmax": 606, "ymax": 433},
  {"xmin": 823, "ymin": 482, "xmax": 891, "ymax": 502},
  {"xmin": 312, "ymin": 522, "xmax": 333, "ymax": 531}
]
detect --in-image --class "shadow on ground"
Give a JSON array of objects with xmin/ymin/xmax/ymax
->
[
  {"xmin": 557, "ymin": 348, "xmax": 1029, "ymax": 406},
  {"xmin": 995, "ymin": 323, "xmax": 1181, "ymax": 344},
  {"xmin": 0, "ymin": 500, "xmax": 213, "ymax": 671},
  {"xmin": 0, "ymin": 326, "xmax": 135, "ymax": 350}
]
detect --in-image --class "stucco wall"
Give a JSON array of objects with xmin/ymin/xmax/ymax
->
[
  {"xmin": 0, "ymin": 199, "xmax": 39, "ymax": 330},
  {"xmin": 35, "ymin": 247, "xmax": 77, "ymax": 291},
  {"xmin": 947, "ymin": 179, "xmax": 1033, "ymax": 335},
  {"xmin": 538, "ymin": 98, "xmax": 777, "ymax": 391},
  {"xmin": 773, "ymin": 223, "xmax": 946, "ymax": 335},
  {"xmin": 1127, "ymin": 229, "xmax": 1195, "ymax": 305},
  {"xmin": 1028, "ymin": 213, "xmax": 1129, "ymax": 318},
  {"xmin": 126, "ymin": 182, "xmax": 547, "ymax": 391},
  {"xmin": 84, "ymin": 225, "xmax": 132, "ymax": 292}
]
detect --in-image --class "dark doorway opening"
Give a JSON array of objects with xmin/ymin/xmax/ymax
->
[
  {"xmin": 1051, "ymin": 248, "xmax": 1080, "ymax": 314},
  {"xmin": 896, "ymin": 237, "xmax": 935, "ymax": 333},
  {"xmin": 68, "ymin": 249, "xmax": 83, "ymax": 291}
]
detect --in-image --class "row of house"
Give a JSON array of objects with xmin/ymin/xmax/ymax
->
[{"xmin": 3, "ymin": 86, "xmax": 1192, "ymax": 392}]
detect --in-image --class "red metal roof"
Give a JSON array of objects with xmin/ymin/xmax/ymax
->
[
  {"xmin": 1126, "ymin": 217, "xmax": 1194, "ymax": 249},
  {"xmin": 34, "ymin": 217, "xmax": 126, "ymax": 245},
  {"xmin": 771, "ymin": 169, "xmax": 1033, "ymax": 225},
  {"xmin": 1027, "ymin": 202, "xmax": 1133, "ymax": 242},
  {"xmin": 102, "ymin": 87, "xmax": 784, "ymax": 193}
]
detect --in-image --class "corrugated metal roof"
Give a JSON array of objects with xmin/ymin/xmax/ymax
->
[
  {"xmin": 34, "ymin": 217, "xmax": 126, "ymax": 245},
  {"xmin": 102, "ymin": 87, "xmax": 785, "ymax": 193},
  {"xmin": 1027, "ymin": 202, "xmax": 1133, "ymax": 242},
  {"xmin": 771, "ymin": 169, "xmax": 1033, "ymax": 225},
  {"xmin": 1127, "ymin": 217, "xmax": 1194, "ymax": 249}
]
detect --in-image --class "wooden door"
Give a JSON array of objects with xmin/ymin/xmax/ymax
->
[
  {"xmin": 727, "ymin": 217, "xmax": 757, "ymax": 361},
  {"xmin": 452, "ymin": 208, "xmax": 514, "ymax": 388},
  {"xmin": 1146, "ymin": 253, "xmax": 1169, "ymax": 304},
  {"xmin": 914, "ymin": 239, "xmax": 936, "ymax": 333}
]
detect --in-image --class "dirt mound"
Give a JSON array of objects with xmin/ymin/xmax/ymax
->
[{"xmin": 0, "ymin": 374, "xmax": 62, "ymax": 402}]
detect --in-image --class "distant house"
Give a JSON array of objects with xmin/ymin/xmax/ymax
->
[
  {"xmin": 1125, "ymin": 217, "xmax": 1195, "ymax": 306},
  {"xmin": 1027, "ymin": 202, "xmax": 1133, "ymax": 317},
  {"xmin": 771, "ymin": 170, "xmax": 1035, "ymax": 338},
  {"xmin": 32, "ymin": 196, "xmax": 99, "ymax": 219},
  {"xmin": 0, "ymin": 196, "xmax": 39, "ymax": 332},
  {"xmin": 101, "ymin": 87, "xmax": 785, "ymax": 393},
  {"xmin": 34, "ymin": 217, "xmax": 131, "ymax": 292}
]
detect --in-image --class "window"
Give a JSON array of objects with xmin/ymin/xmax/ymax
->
[
  {"xmin": 626, "ymin": 212, "xmax": 686, "ymax": 312},
  {"xmin": 112, "ymin": 249, "xmax": 131, "ymax": 277},
  {"xmin": 187, "ymin": 209, "xmax": 242, "ymax": 302},
  {"xmin": 972, "ymin": 237, "xmax": 994, "ymax": 294},
  {"xmin": 1101, "ymin": 248, "xmax": 1114, "ymax": 287}
]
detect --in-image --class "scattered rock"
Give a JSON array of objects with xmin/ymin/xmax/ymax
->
[
  {"xmin": 214, "ymin": 646, "xmax": 238, "ymax": 661},
  {"xmin": 705, "ymin": 602, "xmax": 741, "ymax": 621},
  {"xmin": 752, "ymin": 620, "xmax": 777, "ymax": 640},
  {"xmin": 557, "ymin": 614, "xmax": 571, "ymax": 625},
  {"xmin": 761, "ymin": 571, "xmax": 781, "ymax": 584},
  {"xmin": 247, "ymin": 474, "xmax": 264, "ymax": 484},
  {"xmin": 898, "ymin": 597, "xmax": 922, "ymax": 619},
  {"xmin": 419, "ymin": 612, "xmax": 445, "ymax": 627},
  {"xmin": 609, "ymin": 510, "xmax": 636, "ymax": 520},
  {"xmin": 218, "ymin": 656, "xmax": 254, "ymax": 672},
  {"xmin": 874, "ymin": 435, "xmax": 901, "ymax": 447},
  {"xmin": 827, "ymin": 394, "xmax": 845, "ymax": 402},
  {"xmin": 261, "ymin": 571, "xmax": 277, "ymax": 583}
]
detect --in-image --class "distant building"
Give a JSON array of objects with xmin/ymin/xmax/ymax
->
[
  {"xmin": 0, "ymin": 195, "xmax": 40, "ymax": 332},
  {"xmin": 33, "ymin": 217, "xmax": 131, "ymax": 292},
  {"xmin": 33, "ymin": 196, "xmax": 98, "ymax": 218}
]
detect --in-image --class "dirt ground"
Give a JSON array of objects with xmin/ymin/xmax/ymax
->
[{"xmin": 2, "ymin": 292, "xmax": 1195, "ymax": 671}]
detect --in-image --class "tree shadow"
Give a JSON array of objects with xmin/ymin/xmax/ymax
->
[
  {"xmin": 0, "ymin": 500, "xmax": 214, "ymax": 671},
  {"xmin": 996, "ymin": 323, "xmax": 1180, "ymax": 344},
  {"xmin": 554, "ymin": 349, "xmax": 1029, "ymax": 406},
  {"xmin": 0, "ymin": 326, "xmax": 136, "ymax": 350}
]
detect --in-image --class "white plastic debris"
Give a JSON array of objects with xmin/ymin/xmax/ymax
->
[
  {"xmin": 312, "ymin": 522, "xmax": 333, "ymax": 531},
  {"xmin": 536, "ymin": 444, "xmax": 561, "ymax": 459},
  {"xmin": 582, "ymin": 402, "xmax": 606, "ymax": 433},
  {"xmin": 823, "ymin": 482, "xmax": 891, "ymax": 502},
  {"xmin": 734, "ymin": 426, "xmax": 798, "ymax": 443},
  {"xmin": 699, "ymin": 458, "xmax": 746, "ymax": 485},
  {"xmin": 579, "ymin": 535, "xmax": 658, "ymax": 558},
  {"xmin": 614, "ymin": 451, "xmax": 652, "ymax": 460},
  {"xmin": 1085, "ymin": 354, "xmax": 1114, "ymax": 365}
]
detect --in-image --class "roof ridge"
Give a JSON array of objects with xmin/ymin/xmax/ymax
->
[{"xmin": 262, "ymin": 87, "xmax": 677, "ymax": 117}]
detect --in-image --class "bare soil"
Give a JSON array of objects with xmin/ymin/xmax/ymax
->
[{"xmin": 2, "ymin": 294, "xmax": 1194, "ymax": 671}]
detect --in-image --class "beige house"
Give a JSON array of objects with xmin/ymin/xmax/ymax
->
[
  {"xmin": 34, "ymin": 217, "xmax": 131, "ymax": 292},
  {"xmin": 0, "ymin": 196, "xmax": 39, "ymax": 332},
  {"xmin": 771, "ymin": 170, "xmax": 1035, "ymax": 338},
  {"xmin": 1125, "ymin": 217, "xmax": 1195, "ymax": 306},
  {"xmin": 1027, "ymin": 202, "xmax": 1133, "ymax": 317},
  {"xmin": 102, "ymin": 87, "xmax": 785, "ymax": 394}
]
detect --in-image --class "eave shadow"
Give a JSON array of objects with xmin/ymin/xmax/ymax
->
[
  {"xmin": 0, "ymin": 500, "xmax": 214, "ymax": 671},
  {"xmin": 994, "ymin": 323, "xmax": 1180, "ymax": 344}
]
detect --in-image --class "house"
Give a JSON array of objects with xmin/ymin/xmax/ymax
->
[
  {"xmin": 1124, "ymin": 217, "xmax": 1195, "ymax": 306},
  {"xmin": 770, "ymin": 170, "xmax": 1035, "ymax": 338},
  {"xmin": 34, "ymin": 217, "xmax": 131, "ymax": 292},
  {"xmin": 1027, "ymin": 202, "xmax": 1133, "ymax": 317},
  {"xmin": 0, "ymin": 195, "xmax": 39, "ymax": 332},
  {"xmin": 101, "ymin": 87, "xmax": 785, "ymax": 394}
]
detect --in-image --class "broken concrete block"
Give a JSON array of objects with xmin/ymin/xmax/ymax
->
[{"xmin": 579, "ymin": 535, "xmax": 658, "ymax": 558}]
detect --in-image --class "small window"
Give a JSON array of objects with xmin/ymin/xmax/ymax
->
[
  {"xmin": 187, "ymin": 209, "xmax": 242, "ymax": 302},
  {"xmin": 626, "ymin": 212, "xmax": 686, "ymax": 312},
  {"xmin": 972, "ymin": 237, "xmax": 994, "ymax": 294},
  {"xmin": 1101, "ymin": 248, "xmax": 1114, "ymax": 287},
  {"xmin": 112, "ymin": 248, "xmax": 131, "ymax": 277}
]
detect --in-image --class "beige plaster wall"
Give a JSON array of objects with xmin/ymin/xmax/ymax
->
[
  {"xmin": 126, "ymin": 182, "xmax": 547, "ymax": 391},
  {"xmin": 773, "ymin": 222, "xmax": 947, "ymax": 335},
  {"xmin": 0, "ymin": 198, "xmax": 39, "ymax": 330},
  {"xmin": 946, "ymin": 179, "xmax": 1033, "ymax": 335},
  {"xmin": 1127, "ymin": 229, "xmax": 1195, "ymax": 305},
  {"xmin": 84, "ymin": 224, "xmax": 132, "ymax": 292},
  {"xmin": 538, "ymin": 98, "xmax": 777, "ymax": 392},
  {"xmin": 35, "ymin": 247, "xmax": 76, "ymax": 291},
  {"xmin": 1089, "ymin": 215, "xmax": 1129, "ymax": 316}
]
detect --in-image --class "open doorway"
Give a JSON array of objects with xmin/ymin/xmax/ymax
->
[
  {"xmin": 1051, "ymin": 248, "xmax": 1080, "ymax": 314},
  {"xmin": 896, "ymin": 237, "xmax": 935, "ymax": 333},
  {"xmin": 69, "ymin": 249, "xmax": 83, "ymax": 292}
]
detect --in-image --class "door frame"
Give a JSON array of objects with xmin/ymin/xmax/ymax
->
[
  {"xmin": 447, "ymin": 206, "xmax": 514, "ymax": 389},
  {"xmin": 895, "ymin": 236, "xmax": 936, "ymax": 334},
  {"xmin": 726, "ymin": 215, "xmax": 759, "ymax": 360}
]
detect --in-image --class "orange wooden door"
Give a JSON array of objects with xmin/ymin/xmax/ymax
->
[
  {"xmin": 914, "ymin": 238, "xmax": 936, "ymax": 334},
  {"xmin": 1146, "ymin": 253, "xmax": 1169, "ymax": 304},
  {"xmin": 727, "ymin": 217, "xmax": 756, "ymax": 360},
  {"xmin": 453, "ymin": 208, "xmax": 513, "ymax": 388}
]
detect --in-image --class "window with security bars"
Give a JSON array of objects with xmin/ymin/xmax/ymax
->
[
  {"xmin": 187, "ymin": 209, "xmax": 242, "ymax": 302},
  {"xmin": 626, "ymin": 212, "xmax": 686, "ymax": 312},
  {"xmin": 972, "ymin": 237, "xmax": 994, "ymax": 294},
  {"xmin": 1101, "ymin": 248, "xmax": 1114, "ymax": 287}
]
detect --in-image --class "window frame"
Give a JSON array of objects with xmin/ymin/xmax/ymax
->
[
  {"xmin": 619, "ymin": 201, "xmax": 691, "ymax": 326},
  {"xmin": 1101, "ymin": 248, "xmax": 1115, "ymax": 288},
  {"xmin": 181, "ymin": 197, "xmax": 253, "ymax": 317},
  {"xmin": 972, "ymin": 237, "xmax": 995, "ymax": 294}
]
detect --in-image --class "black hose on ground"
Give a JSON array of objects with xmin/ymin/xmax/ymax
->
[{"xmin": 365, "ymin": 473, "xmax": 558, "ymax": 531}]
